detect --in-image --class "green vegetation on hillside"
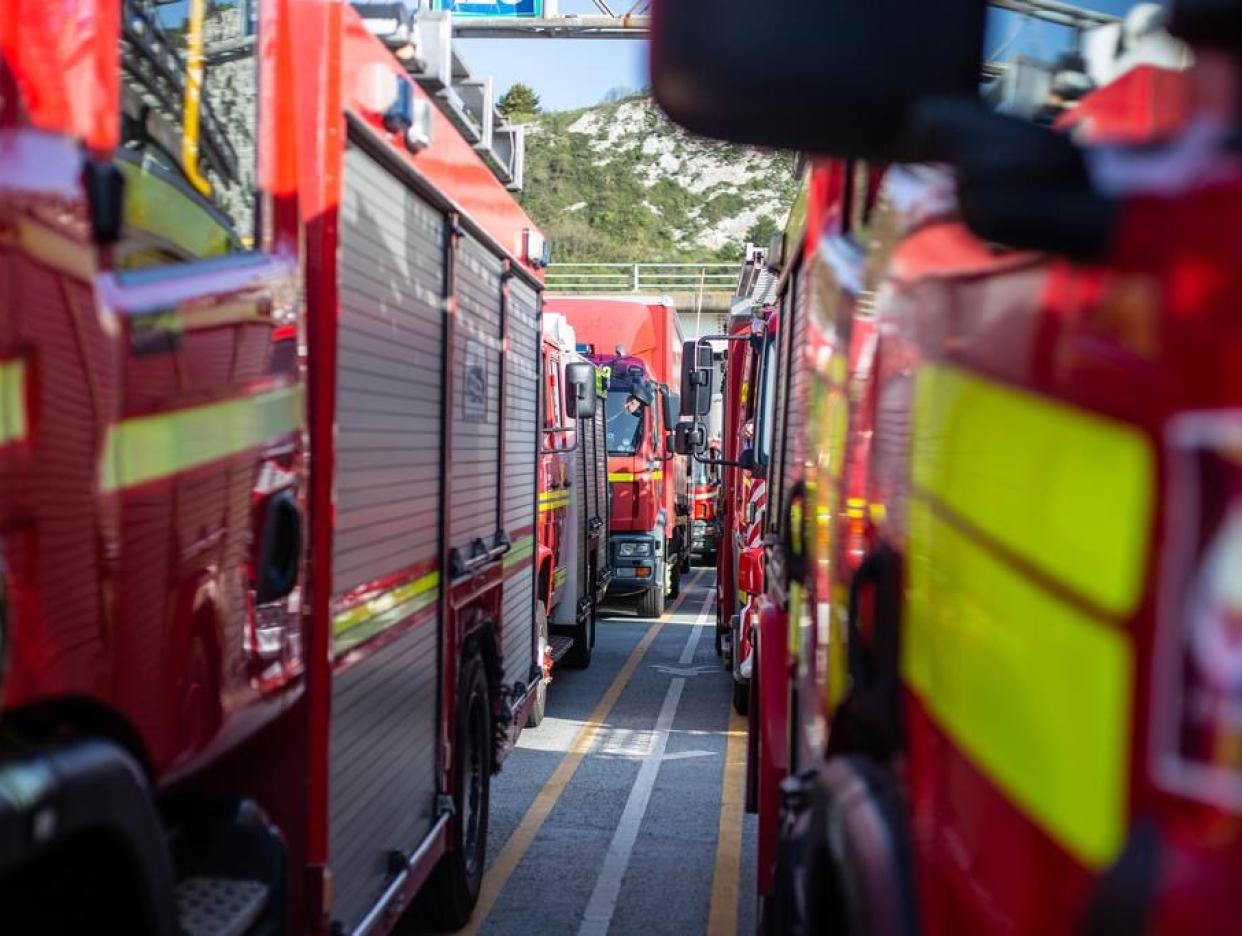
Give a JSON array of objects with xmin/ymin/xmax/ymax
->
[{"xmin": 518, "ymin": 94, "xmax": 797, "ymax": 266}]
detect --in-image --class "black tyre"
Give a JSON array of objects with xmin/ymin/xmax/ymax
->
[
  {"xmin": 668, "ymin": 560, "xmax": 681, "ymax": 600},
  {"xmin": 413, "ymin": 647, "xmax": 491, "ymax": 929},
  {"xmin": 527, "ymin": 604, "xmax": 549, "ymax": 727},
  {"xmin": 564, "ymin": 601, "xmax": 594, "ymax": 670},
  {"xmin": 732, "ymin": 678, "xmax": 749, "ymax": 716},
  {"xmin": 638, "ymin": 584, "xmax": 665, "ymax": 619}
]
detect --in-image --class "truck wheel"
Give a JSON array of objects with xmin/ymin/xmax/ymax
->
[
  {"xmin": 668, "ymin": 560, "xmax": 681, "ymax": 600},
  {"xmin": 527, "ymin": 604, "xmax": 549, "ymax": 727},
  {"xmin": 415, "ymin": 647, "xmax": 491, "ymax": 929},
  {"xmin": 638, "ymin": 585, "xmax": 665, "ymax": 619},
  {"xmin": 732, "ymin": 678, "xmax": 749, "ymax": 716},
  {"xmin": 565, "ymin": 602, "xmax": 594, "ymax": 669}
]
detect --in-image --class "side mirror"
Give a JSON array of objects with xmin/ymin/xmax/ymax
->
[
  {"xmin": 631, "ymin": 377, "xmax": 655, "ymax": 407},
  {"xmin": 662, "ymin": 389, "xmax": 680, "ymax": 429},
  {"xmin": 739, "ymin": 447, "xmax": 764, "ymax": 479},
  {"xmin": 680, "ymin": 340, "xmax": 713, "ymax": 417},
  {"xmin": 738, "ymin": 546, "xmax": 764, "ymax": 596},
  {"xmin": 565, "ymin": 361, "xmax": 598, "ymax": 419},
  {"xmin": 83, "ymin": 159, "xmax": 126, "ymax": 246},
  {"xmin": 672, "ymin": 420, "xmax": 704, "ymax": 456},
  {"xmin": 911, "ymin": 97, "xmax": 1117, "ymax": 261},
  {"xmin": 651, "ymin": 0, "xmax": 986, "ymax": 161}
]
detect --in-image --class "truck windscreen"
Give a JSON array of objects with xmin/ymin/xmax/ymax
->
[{"xmin": 606, "ymin": 389, "xmax": 646, "ymax": 455}]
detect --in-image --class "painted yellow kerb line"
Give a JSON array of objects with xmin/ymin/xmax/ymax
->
[
  {"xmin": 464, "ymin": 571, "xmax": 706, "ymax": 935},
  {"xmin": 708, "ymin": 707, "xmax": 747, "ymax": 936}
]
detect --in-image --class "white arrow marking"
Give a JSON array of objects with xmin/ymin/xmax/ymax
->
[{"xmin": 651, "ymin": 664, "xmax": 717, "ymax": 678}]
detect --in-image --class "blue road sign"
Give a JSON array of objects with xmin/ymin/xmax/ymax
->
[{"xmin": 434, "ymin": 0, "xmax": 544, "ymax": 16}]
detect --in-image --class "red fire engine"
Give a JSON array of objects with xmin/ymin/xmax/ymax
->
[
  {"xmin": 547, "ymin": 296, "xmax": 691, "ymax": 618},
  {"xmin": 689, "ymin": 449, "xmax": 721, "ymax": 565},
  {"xmin": 710, "ymin": 309, "xmax": 772, "ymax": 717},
  {"xmin": 0, "ymin": 1, "xmax": 558, "ymax": 931},
  {"xmin": 528, "ymin": 312, "xmax": 611, "ymax": 725},
  {"xmin": 657, "ymin": 0, "xmax": 1242, "ymax": 932}
]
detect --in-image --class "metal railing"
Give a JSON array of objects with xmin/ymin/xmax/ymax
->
[{"xmin": 545, "ymin": 262, "xmax": 738, "ymax": 296}]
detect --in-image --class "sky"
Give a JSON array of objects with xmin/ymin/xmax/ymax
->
[
  {"xmin": 457, "ymin": 0, "xmax": 1157, "ymax": 113},
  {"xmin": 456, "ymin": 0, "xmax": 647, "ymax": 112}
]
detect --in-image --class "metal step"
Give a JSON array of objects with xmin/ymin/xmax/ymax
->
[
  {"xmin": 549, "ymin": 635, "xmax": 575, "ymax": 665},
  {"xmin": 176, "ymin": 877, "xmax": 268, "ymax": 936}
]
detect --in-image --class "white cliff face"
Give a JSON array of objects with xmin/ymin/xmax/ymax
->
[
  {"xmin": 203, "ymin": 1, "xmax": 258, "ymax": 241},
  {"xmin": 521, "ymin": 93, "xmax": 797, "ymax": 262}
]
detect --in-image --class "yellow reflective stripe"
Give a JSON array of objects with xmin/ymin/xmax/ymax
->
[
  {"xmin": 334, "ymin": 570, "xmax": 440, "ymax": 653},
  {"xmin": 538, "ymin": 489, "xmax": 572, "ymax": 513},
  {"xmin": 0, "ymin": 359, "xmax": 27, "ymax": 446},
  {"xmin": 505, "ymin": 534, "xmax": 535, "ymax": 570},
  {"xmin": 554, "ymin": 567, "xmax": 567, "ymax": 588},
  {"xmin": 913, "ymin": 363, "xmax": 1153, "ymax": 616},
  {"xmin": 904, "ymin": 497, "xmax": 1132, "ymax": 868},
  {"xmin": 608, "ymin": 470, "xmax": 663, "ymax": 482},
  {"xmin": 100, "ymin": 385, "xmax": 302, "ymax": 492}
]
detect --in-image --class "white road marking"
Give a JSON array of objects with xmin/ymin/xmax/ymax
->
[
  {"xmin": 651, "ymin": 663, "xmax": 717, "ymax": 677},
  {"xmin": 661, "ymin": 749, "xmax": 717, "ymax": 762},
  {"xmin": 577, "ymin": 588, "xmax": 715, "ymax": 936}
]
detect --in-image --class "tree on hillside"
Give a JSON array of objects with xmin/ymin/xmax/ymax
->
[
  {"xmin": 601, "ymin": 86, "xmax": 636, "ymax": 104},
  {"xmin": 498, "ymin": 84, "xmax": 542, "ymax": 121}
]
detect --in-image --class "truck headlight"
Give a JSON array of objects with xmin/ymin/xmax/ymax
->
[{"xmin": 619, "ymin": 542, "xmax": 652, "ymax": 558}]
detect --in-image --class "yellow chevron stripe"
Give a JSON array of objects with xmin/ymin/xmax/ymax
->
[
  {"xmin": 100, "ymin": 384, "xmax": 302, "ymax": 492},
  {"xmin": 906, "ymin": 363, "xmax": 1146, "ymax": 869},
  {"xmin": 0, "ymin": 359, "xmax": 27, "ymax": 446},
  {"xmin": 912, "ymin": 363, "xmax": 1153, "ymax": 616}
]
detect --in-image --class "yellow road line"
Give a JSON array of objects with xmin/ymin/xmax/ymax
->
[
  {"xmin": 466, "ymin": 571, "xmax": 706, "ymax": 934},
  {"xmin": 708, "ymin": 708, "xmax": 747, "ymax": 936}
]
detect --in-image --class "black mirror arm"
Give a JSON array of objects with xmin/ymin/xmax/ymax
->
[{"xmin": 693, "ymin": 450, "xmax": 748, "ymax": 470}]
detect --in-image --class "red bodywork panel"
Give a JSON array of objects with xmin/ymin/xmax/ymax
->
[{"xmin": 1057, "ymin": 63, "xmax": 1191, "ymax": 143}]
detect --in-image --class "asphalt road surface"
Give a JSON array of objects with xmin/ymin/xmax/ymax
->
[{"xmin": 468, "ymin": 568, "xmax": 756, "ymax": 936}]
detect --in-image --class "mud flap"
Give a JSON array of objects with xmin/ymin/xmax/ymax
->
[
  {"xmin": 767, "ymin": 757, "xmax": 916, "ymax": 936},
  {"xmin": 830, "ymin": 544, "xmax": 903, "ymax": 761}
]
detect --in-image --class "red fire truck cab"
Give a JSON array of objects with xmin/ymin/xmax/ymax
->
[
  {"xmin": 547, "ymin": 297, "xmax": 690, "ymax": 618},
  {"xmin": 0, "ymin": 1, "xmax": 547, "ymax": 932}
]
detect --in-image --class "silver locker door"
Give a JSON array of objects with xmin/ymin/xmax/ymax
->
[
  {"xmin": 329, "ymin": 140, "xmax": 445, "ymax": 932},
  {"xmin": 502, "ymin": 277, "xmax": 540, "ymax": 691}
]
